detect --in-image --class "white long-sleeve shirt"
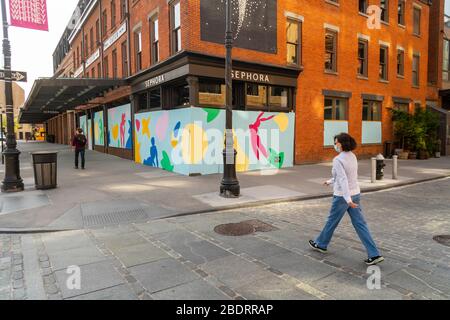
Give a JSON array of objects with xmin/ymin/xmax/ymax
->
[{"xmin": 326, "ymin": 151, "xmax": 361, "ymax": 203}]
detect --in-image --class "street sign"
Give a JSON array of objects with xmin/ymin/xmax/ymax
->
[{"xmin": 0, "ymin": 69, "xmax": 27, "ymax": 82}]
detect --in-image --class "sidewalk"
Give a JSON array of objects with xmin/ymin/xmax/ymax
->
[{"xmin": 0, "ymin": 141, "xmax": 449, "ymax": 231}]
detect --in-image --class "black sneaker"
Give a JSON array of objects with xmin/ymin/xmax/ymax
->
[
  {"xmin": 308, "ymin": 240, "xmax": 327, "ymax": 253},
  {"xmin": 365, "ymin": 256, "xmax": 385, "ymax": 265}
]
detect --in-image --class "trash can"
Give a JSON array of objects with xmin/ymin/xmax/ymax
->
[
  {"xmin": 384, "ymin": 141, "xmax": 393, "ymax": 159},
  {"xmin": 46, "ymin": 134, "xmax": 55, "ymax": 143},
  {"xmin": 31, "ymin": 151, "xmax": 58, "ymax": 189}
]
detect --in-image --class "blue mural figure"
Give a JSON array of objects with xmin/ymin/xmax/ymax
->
[
  {"xmin": 107, "ymin": 129, "xmax": 111, "ymax": 146},
  {"xmin": 144, "ymin": 137, "xmax": 159, "ymax": 167},
  {"xmin": 125, "ymin": 120, "xmax": 132, "ymax": 149}
]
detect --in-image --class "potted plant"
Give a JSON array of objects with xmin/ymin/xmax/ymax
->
[{"xmin": 435, "ymin": 140, "xmax": 441, "ymax": 158}]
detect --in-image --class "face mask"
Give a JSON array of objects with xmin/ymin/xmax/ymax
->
[{"xmin": 334, "ymin": 144, "xmax": 341, "ymax": 153}]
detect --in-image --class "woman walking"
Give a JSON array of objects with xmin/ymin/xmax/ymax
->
[{"xmin": 309, "ymin": 133, "xmax": 384, "ymax": 265}]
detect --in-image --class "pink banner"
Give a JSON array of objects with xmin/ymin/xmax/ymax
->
[{"xmin": 9, "ymin": 0, "xmax": 48, "ymax": 31}]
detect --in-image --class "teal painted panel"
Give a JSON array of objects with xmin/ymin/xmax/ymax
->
[
  {"xmin": 94, "ymin": 111, "xmax": 104, "ymax": 146},
  {"xmin": 362, "ymin": 121, "xmax": 382, "ymax": 144},
  {"xmin": 324, "ymin": 121, "xmax": 348, "ymax": 146}
]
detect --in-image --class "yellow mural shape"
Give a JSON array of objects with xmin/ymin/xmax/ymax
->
[
  {"xmin": 181, "ymin": 123, "xmax": 208, "ymax": 164},
  {"xmin": 142, "ymin": 117, "xmax": 151, "ymax": 138},
  {"xmin": 273, "ymin": 113, "xmax": 289, "ymax": 133},
  {"xmin": 233, "ymin": 130, "xmax": 250, "ymax": 172},
  {"xmin": 112, "ymin": 124, "xmax": 119, "ymax": 141},
  {"xmin": 134, "ymin": 135, "xmax": 141, "ymax": 163},
  {"xmin": 171, "ymin": 137, "xmax": 179, "ymax": 148},
  {"xmin": 94, "ymin": 123, "xmax": 99, "ymax": 141}
]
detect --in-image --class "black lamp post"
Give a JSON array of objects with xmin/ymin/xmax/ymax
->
[
  {"xmin": 220, "ymin": 0, "xmax": 240, "ymax": 198},
  {"xmin": 1, "ymin": 0, "xmax": 24, "ymax": 192}
]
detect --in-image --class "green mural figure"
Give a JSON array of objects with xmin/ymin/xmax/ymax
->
[
  {"xmin": 161, "ymin": 151, "xmax": 174, "ymax": 172},
  {"xmin": 99, "ymin": 119, "xmax": 104, "ymax": 144},
  {"xmin": 268, "ymin": 148, "xmax": 285, "ymax": 169},
  {"xmin": 203, "ymin": 108, "xmax": 221, "ymax": 123}
]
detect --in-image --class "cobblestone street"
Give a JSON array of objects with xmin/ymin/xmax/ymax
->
[{"xmin": 1, "ymin": 178, "xmax": 450, "ymax": 300}]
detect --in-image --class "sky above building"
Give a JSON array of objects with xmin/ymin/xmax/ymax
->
[
  {"xmin": 1, "ymin": 0, "xmax": 450, "ymax": 101},
  {"xmin": 1, "ymin": 0, "xmax": 79, "ymax": 98}
]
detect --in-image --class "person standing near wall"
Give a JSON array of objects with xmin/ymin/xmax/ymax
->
[
  {"xmin": 309, "ymin": 133, "xmax": 384, "ymax": 266},
  {"xmin": 72, "ymin": 128, "xmax": 87, "ymax": 170}
]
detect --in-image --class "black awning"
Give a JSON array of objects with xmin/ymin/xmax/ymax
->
[{"xmin": 19, "ymin": 78, "xmax": 126, "ymax": 123}]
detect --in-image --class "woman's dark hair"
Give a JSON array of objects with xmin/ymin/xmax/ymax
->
[
  {"xmin": 334, "ymin": 133, "xmax": 357, "ymax": 151},
  {"xmin": 77, "ymin": 128, "xmax": 83, "ymax": 133}
]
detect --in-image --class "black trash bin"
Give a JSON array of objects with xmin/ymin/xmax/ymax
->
[
  {"xmin": 31, "ymin": 151, "xmax": 58, "ymax": 189},
  {"xmin": 384, "ymin": 141, "xmax": 393, "ymax": 159},
  {"xmin": 46, "ymin": 134, "xmax": 55, "ymax": 143}
]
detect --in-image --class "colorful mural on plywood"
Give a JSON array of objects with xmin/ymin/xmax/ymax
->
[
  {"xmin": 79, "ymin": 115, "xmax": 92, "ymax": 150},
  {"xmin": 87, "ymin": 118, "xmax": 93, "ymax": 150},
  {"xmin": 107, "ymin": 104, "xmax": 132, "ymax": 149},
  {"xmin": 94, "ymin": 111, "xmax": 104, "ymax": 146},
  {"xmin": 134, "ymin": 107, "xmax": 294, "ymax": 175}
]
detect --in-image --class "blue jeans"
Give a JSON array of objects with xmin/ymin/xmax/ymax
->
[
  {"xmin": 315, "ymin": 194, "xmax": 380, "ymax": 258},
  {"xmin": 75, "ymin": 149, "xmax": 85, "ymax": 168}
]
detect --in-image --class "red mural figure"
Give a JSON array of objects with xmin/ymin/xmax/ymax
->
[
  {"xmin": 120, "ymin": 113, "xmax": 126, "ymax": 147},
  {"xmin": 249, "ymin": 112, "xmax": 275, "ymax": 160}
]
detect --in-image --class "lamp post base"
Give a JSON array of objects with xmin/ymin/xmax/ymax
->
[
  {"xmin": 220, "ymin": 149, "xmax": 240, "ymax": 198},
  {"xmin": 1, "ymin": 149, "xmax": 24, "ymax": 193}
]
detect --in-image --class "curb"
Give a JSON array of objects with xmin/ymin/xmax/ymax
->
[
  {"xmin": 1, "ymin": 174, "xmax": 449, "ymax": 234},
  {"xmin": 165, "ymin": 174, "xmax": 450, "ymax": 219}
]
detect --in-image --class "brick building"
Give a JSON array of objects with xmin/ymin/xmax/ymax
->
[{"xmin": 20, "ymin": 0, "xmax": 433, "ymax": 175}]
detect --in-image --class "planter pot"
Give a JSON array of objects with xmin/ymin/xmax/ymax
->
[
  {"xmin": 418, "ymin": 150, "xmax": 429, "ymax": 160},
  {"xmin": 394, "ymin": 148, "xmax": 403, "ymax": 156},
  {"xmin": 435, "ymin": 152, "xmax": 441, "ymax": 158},
  {"xmin": 408, "ymin": 152, "xmax": 417, "ymax": 160},
  {"xmin": 398, "ymin": 151, "xmax": 409, "ymax": 160}
]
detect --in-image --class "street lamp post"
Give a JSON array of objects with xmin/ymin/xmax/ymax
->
[
  {"xmin": 1, "ymin": 0, "xmax": 23, "ymax": 192},
  {"xmin": 220, "ymin": 0, "xmax": 240, "ymax": 198}
]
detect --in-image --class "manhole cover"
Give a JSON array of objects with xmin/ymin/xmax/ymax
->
[
  {"xmin": 214, "ymin": 222, "xmax": 255, "ymax": 236},
  {"xmin": 214, "ymin": 219, "xmax": 278, "ymax": 236},
  {"xmin": 433, "ymin": 235, "xmax": 450, "ymax": 247}
]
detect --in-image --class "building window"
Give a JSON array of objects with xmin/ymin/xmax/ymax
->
[
  {"xmin": 397, "ymin": 49, "xmax": 404, "ymax": 77},
  {"xmin": 150, "ymin": 17, "xmax": 159, "ymax": 65},
  {"xmin": 84, "ymin": 34, "xmax": 89, "ymax": 59},
  {"xmin": 76, "ymin": 47, "xmax": 80, "ymax": 68},
  {"xmin": 149, "ymin": 88, "xmax": 161, "ymax": 109},
  {"xmin": 286, "ymin": 19, "xmax": 301, "ymax": 65},
  {"xmin": 358, "ymin": 40, "xmax": 368, "ymax": 77},
  {"xmin": 359, "ymin": 0, "xmax": 368, "ymax": 14},
  {"xmin": 413, "ymin": 7, "xmax": 421, "ymax": 35},
  {"xmin": 414, "ymin": 102, "xmax": 421, "ymax": 113},
  {"xmin": 121, "ymin": 41, "xmax": 128, "ymax": 77},
  {"xmin": 91, "ymin": 68, "xmax": 95, "ymax": 78},
  {"xmin": 412, "ymin": 54, "xmax": 420, "ymax": 87},
  {"xmin": 102, "ymin": 10, "xmax": 108, "ymax": 36},
  {"xmin": 137, "ymin": 91, "xmax": 148, "ymax": 111},
  {"xmin": 199, "ymin": 80, "xmax": 225, "ymax": 106},
  {"xmin": 95, "ymin": 19, "xmax": 100, "ymax": 44},
  {"xmin": 111, "ymin": 0, "xmax": 116, "ymax": 28},
  {"xmin": 325, "ymin": 30, "xmax": 337, "ymax": 72},
  {"xmin": 120, "ymin": 0, "xmax": 126, "ymax": 20},
  {"xmin": 269, "ymin": 86, "xmax": 289, "ymax": 109},
  {"xmin": 398, "ymin": 0, "xmax": 405, "ymax": 25},
  {"xmin": 324, "ymin": 97, "xmax": 348, "ymax": 120},
  {"xmin": 362, "ymin": 100, "xmax": 382, "ymax": 121},
  {"xmin": 379, "ymin": 46, "xmax": 388, "ymax": 81},
  {"xmin": 172, "ymin": 82, "xmax": 190, "ymax": 107},
  {"xmin": 380, "ymin": 0, "xmax": 389, "ymax": 23},
  {"xmin": 443, "ymin": 39, "xmax": 450, "ymax": 81},
  {"xmin": 112, "ymin": 49, "xmax": 118, "ymax": 78},
  {"xmin": 89, "ymin": 28, "xmax": 94, "ymax": 53},
  {"xmin": 246, "ymin": 84, "xmax": 267, "ymax": 108},
  {"xmin": 97, "ymin": 62, "xmax": 101, "ymax": 78},
  {"xmin": 394, "ymin": 102, "xmax": 409, "ymax": 113},
  {"xmin": 170, "ymin": 1, "xmax": 181, "ymax": 54},
  {"xmin": 134, "ymin": 30, "xmax": 142, "ymax": 72},
  {"xmin": 73, "ymin": 52, "xmax": 76, "ymax": 70},
  {"xmin": 103, "ymin": 56, "xmax": 109, "ymax": 78}
]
